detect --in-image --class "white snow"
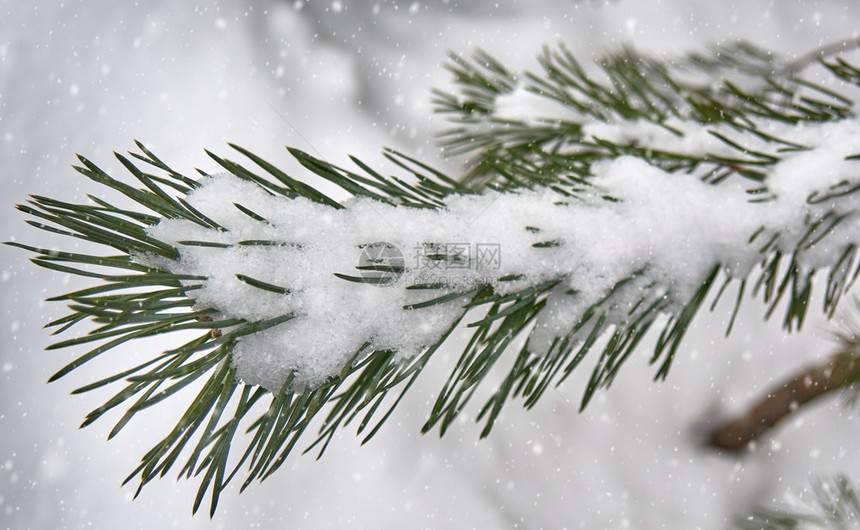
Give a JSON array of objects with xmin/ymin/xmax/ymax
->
[
  {"xmin": 146, "ymin": 116, "xmax": 860, "ymax": 391},
  {"xmin": 493, "ymin": 84, "xmax": 584, "ymax": 124}
]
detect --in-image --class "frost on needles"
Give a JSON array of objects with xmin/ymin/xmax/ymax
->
[{"xmin": 10, "ymin": 41, "xmax": 860, "ymax": 514}]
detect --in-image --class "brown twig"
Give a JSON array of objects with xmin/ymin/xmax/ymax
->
[{"xmin": 708, "ymin": 352, "xmax": 860, "ymax": 452}]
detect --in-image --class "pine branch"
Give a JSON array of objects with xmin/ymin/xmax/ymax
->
[
  {"xmin": 8, "ymin": 41, "xmax": 860, "ymax": 516},
  {"xmin": 435, "ymin": 41, "xmax": 858, "ymax": 189},
  {"xmin": 736, "ymin": 475, "xmax": 860, "ymax": 529}
]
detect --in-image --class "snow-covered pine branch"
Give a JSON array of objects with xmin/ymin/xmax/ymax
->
[
  {"xmin": 9, "ymin": 40, "xmax": 860, "ymax": 515},
  {"xmin": 146, "ymin": 116, "xmax": 860, "ymax": 396}
]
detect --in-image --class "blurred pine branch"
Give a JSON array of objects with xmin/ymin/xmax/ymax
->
[{"xmin": 736, "ymin": 475, "xmax": 860, "ymax": 529}]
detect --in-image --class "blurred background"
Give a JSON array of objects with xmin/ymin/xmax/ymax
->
[{"xmin": 3, "ymin": 1, "xmax": 860, "ymax": 527}]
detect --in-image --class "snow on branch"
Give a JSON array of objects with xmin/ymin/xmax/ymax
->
[
  {"xmin": 9, "ymin": 41, "xmax": 860, "ymax": 515},
  {"xmin": 144, "ymin": 117, "xmax": 860, "ymax": 397}
]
